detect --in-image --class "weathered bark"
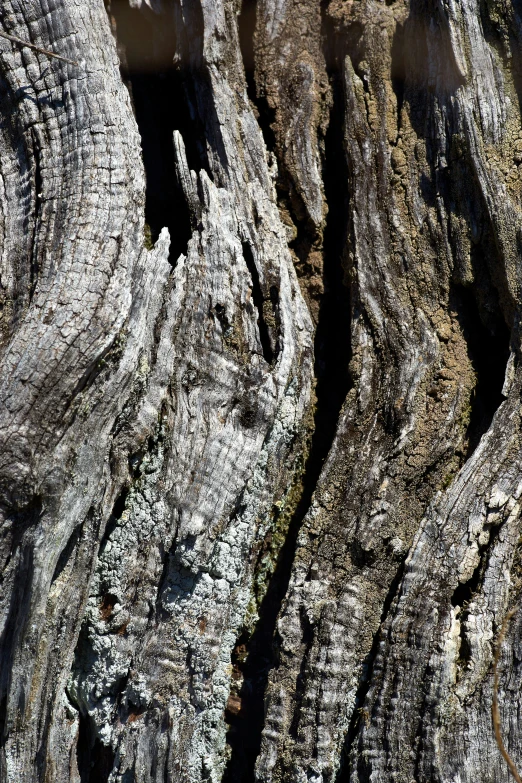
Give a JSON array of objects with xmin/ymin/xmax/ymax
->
[{"xmin": 1, "ymin": 0, "xmax": 522, "ymax": 782}]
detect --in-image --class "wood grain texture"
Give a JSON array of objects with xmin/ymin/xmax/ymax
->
[
  {"xmin": 0, "ymin": 1, "xmax": 312, "ymax": 781},
  {"xmin": 1, "ymin": 1, "xmax": 522, "ymax": 782},
  {"xmin": 255, "ymin": 0, "xmax": 522, "ymax": 781}
]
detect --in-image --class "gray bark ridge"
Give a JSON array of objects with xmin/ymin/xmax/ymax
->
[
  {"xmin": 256, "ymin": 0, "xmax": 522, "ymax": 781},
  {"xmin": 0, "ymin": 1, "xmax": 312, "ymax": 782},
  {"xmin": 2, "ymin": 0, "xmax": 522, "ymax": 782}
]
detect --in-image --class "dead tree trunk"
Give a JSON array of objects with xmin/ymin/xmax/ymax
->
[{"xmin": 0, "ymin": 1, "xmax": 521, "ymax": 782}]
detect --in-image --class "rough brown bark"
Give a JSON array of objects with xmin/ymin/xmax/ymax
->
[{"xmin": 1, "ymin": 1, "xmax": 522, "ymax": 782}]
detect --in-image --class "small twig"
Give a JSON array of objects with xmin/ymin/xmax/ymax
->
[
  {"xmin": 492, "ymin": 606, "xmax": 522, "ymax": 783},
  {"xmin": 0, "ymin": 30, "xmax": 79, "ymax": 67}
]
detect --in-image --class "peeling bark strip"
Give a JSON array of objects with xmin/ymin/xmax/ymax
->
[{"xmin": 1, "ymin": 0, "xmax": 522, "ymax": 782}]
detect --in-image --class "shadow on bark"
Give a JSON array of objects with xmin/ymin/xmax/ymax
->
[
  {"xmin": 77, "ymin": 712, "xmax": 115, "ymax": 783},
  {"xmin": 107, "ymin": 0, "xmax": 195, "ymax": 264},
  {"xmin": 450, "ymin": 282, "xmax": 510, "ymax": 457},
  {"xmin": 222, "ymin": 4, "xmax": 352, "ymax": 780}
]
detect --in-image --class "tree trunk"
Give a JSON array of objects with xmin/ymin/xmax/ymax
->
[{"xmin": 1, "ymin": 0, "xmax": 521, "ymax": 781}]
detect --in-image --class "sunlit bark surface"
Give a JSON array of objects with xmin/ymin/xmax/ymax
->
[{"xmin": 1, "ymin": 1, "xmax": 522, "ymax": 782}]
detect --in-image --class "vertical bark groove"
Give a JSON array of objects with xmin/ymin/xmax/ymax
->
[
  {"xmin": 107, "ymin": 0, "xmax": 193, "ymax": 262},
  {"xmin": 2, "ymin": 1, "xmax": 522, "ymax": 782}
]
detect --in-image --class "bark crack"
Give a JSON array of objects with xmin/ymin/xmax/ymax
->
[
  {"xmin": 222, "ymin": 13, "xmax": 352, "ymax": 776},
  {"xmin": 76, "ymin": 711, "xmax": 115, "ymax": 783},
  {"xmin": 450, "ymin": 282, "xmax": 511, "ymax": 457},
  {"xmin": 242, "ymin": 241, "xmax": 278, "ymax": 365},
  {"xmin": 106, "ymin": 0, "xmax": 194, "ymax": 264}
]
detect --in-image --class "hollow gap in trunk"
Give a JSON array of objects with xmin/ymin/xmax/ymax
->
[
  {"xmin": 106, "ymin": 0, "xmax": 196, "ymax": 265},
  {"xmin": 76, "ymin": 711, "xmax": 115, "ymax": 783},
  {"xmin": 312, "ymin": 58, "xmax": 352, "ymax": 466},
  {"xmin": 222, "ymin": 23, "xmax": 352, "ymax": 783},
  {"xmin": 450, "ymin": 282, "xmax": 510, "ymax": 456}
]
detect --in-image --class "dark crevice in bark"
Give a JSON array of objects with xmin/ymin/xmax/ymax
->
[
  {"xmin": 507, "ymin": 7, "xmax": 522, "ymax": 118},
  {"xmin": 1, "ymin": 496, "xmax": 42, "ymax": 574},
  {"xmin": 335, "ymin": 558, "xmax": 407, "ymax": 783},
  {"xmin": 222, "ymin": 35, "xmax": 351, "ymax": 783},
  {"xmin": 315, "ymin": 20, "xmax": 352, "ymax": 467},
  {"xmin": 107, "ymin": 0, "xmax": 194, "ymax": 264},
  {"xmin": 76, "ymin": 712, "xmax": 115, "ymax": 783},
  {"xmin": 66, "ymin": 492, "xmax": 132, "ymax": 777},
  {"xmin": 451, "ymin": 545, "xmax": 489, "ymax": 611},
  {"xmin": 0, "ymin": 502, "xmax": 41, "ymax": 742},
  {"xmin": 237, "ymin": 0, "xmax": 277, "ymax": 155},
  {"xmin": 237, "ymin": 0, "xmax": 256, "ymax": 105},
  {"xmin": 238, "ymin": 0, "xmax": 315, "ymax": 259},
  {"xmin": 479, "ymin": 0, "xmax": 522, "ymax": 118},
  {"xmin": 69, "ymin": 331, "xmax": 125, "ymax": 406},
  {"xmin": 99, "ymin": 485, "xmax": 130, "ymax": 556},
  {"xmin": 242, "ymin": 242, "xmax": 276, "ymax": 364},
  {"xmin": 287, "ymin": 611, "xmax": 314, "ymax": 741},
  {"xmin": 156, "ymin": 536, "xmax": 180, "ymax": 616},
  {"xmin": 71, "ymin": 643, "xmax": 130, "ymax": 780},
  {"xmin": 222, "ymin": 474, "xmax": 315, "ymax": 783},
  {"xmin": 452, "ymin": 521, "xmax": 503, "ymax": 672},
  {"xmin": 0, "ymin": 696, "xmax": 6, "ymax": 753},
  {"xmin": 50, "ymin": 524, "xmax": 80, "ymax": 584},
  {"xmin": 450, "ymin": 283, "xmax": 510, "ymax": 456}
]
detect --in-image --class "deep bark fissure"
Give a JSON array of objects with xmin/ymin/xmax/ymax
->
[
  {"xmin": 287, "ymin": 609, "xmax": 315, "ymax": 742},
  {"xmin": 242, "ymin": 241, "xmax": 276, "ymax": 365},
  {"xmin": 0, "ymin": 550, "xmax": 34, "ymax": 747},
  {"xmin": 237, "ymin": 0, "xmax": 256, "ymax": 109},
  {"xmin": 107, "ymin": 0, "xmax": 193, "ymax": 263},
  {"xmin": 67, "ymin": 469, "xmax": 153, "ymax": 778},
  {"xmin": 0, "ymin": 501, "xmax": 41, "ymax": 740},
  {"xmin": 29, "ymin": 129, "xmax": 42, "ymax": 295},
  {"xmin": 222, "ymin": 36, "xmax": 351, "ymax": 781},
  {"xmin": 50, "ymin": 524, "xmax": 80, "ymax": 585},
  {"xmin": 77, "ymin": 711, "xmax": 115, "ymax": 783},
  {"xmin": 104, "ymin": 486, "xmax": 130, "ymax": 543},
  {"xmin": 238, "ymin": 0, "xmax": 319, "ymax": 266},
  {"xmin": 314, "ymin": 49, "xmax": 352, "ymax": 460},
  {"xmin": 72, "ymin": 637, "xmax": 130, "ymax": 782},
  {"xmin": 221, "ymin": 476, "xmax": 316, "ymax": 783},
  {"xmin": 450, "ymin": 283, "xmax": 511, "ymax": 457}
]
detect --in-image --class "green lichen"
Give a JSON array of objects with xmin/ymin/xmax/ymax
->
[{"xmin": 440, "ymin": 466, "xmax": 458, "ymax": 490}]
